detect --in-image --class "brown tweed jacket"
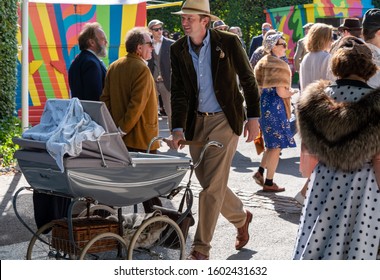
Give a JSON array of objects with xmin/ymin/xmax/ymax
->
[
  {"xmin": 100, "ymin": 53, "xmax": 159, "ymax": 151},
  {"xmin": 170, "ymin": 29, "xmax": 260, "ymax": 140}
]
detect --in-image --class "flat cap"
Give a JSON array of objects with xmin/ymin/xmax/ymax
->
[{"xmin": 148, "ymin": 19, "xmax": 163, "ymax": 29}]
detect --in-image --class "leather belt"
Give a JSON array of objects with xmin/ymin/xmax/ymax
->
[{"xmin": 197, "ymin": 111, "xmax": 223, "ymax": 116}]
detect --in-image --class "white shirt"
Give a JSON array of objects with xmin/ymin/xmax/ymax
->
[{"xmin": 153, "ymin": 35, "xmax": 163, "ymax": 55}]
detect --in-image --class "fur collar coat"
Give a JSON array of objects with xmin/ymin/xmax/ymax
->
[{"xmin": 296, "ymin": 80, "xmax": 380, "ymax": 171}]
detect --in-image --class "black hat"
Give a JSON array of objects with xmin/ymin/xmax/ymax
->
[
  {"xmin": 338, "ymin": 18, "xmax": 362, "ymax": 31},
  {"xmin": 362, "ymin": 8, "xmax": 380, "ymax": 30}
]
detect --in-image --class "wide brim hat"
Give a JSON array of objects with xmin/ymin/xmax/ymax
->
[
  {"xmin": 338, "ymin": 18, "xmax": 362, "ymax": 32},
  {"xmin": 172, "ymin": 0, "xmax": 221, "ymax": 22}
]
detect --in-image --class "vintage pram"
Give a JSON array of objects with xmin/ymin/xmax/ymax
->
[{"xmin": 12, "ymin": 98, "xmax": 221, "ymax": 260}]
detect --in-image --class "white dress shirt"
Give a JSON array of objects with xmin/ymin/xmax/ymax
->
[{"xmin": 153, "ymin": 35, "xmax": 163, "ymax": 55}]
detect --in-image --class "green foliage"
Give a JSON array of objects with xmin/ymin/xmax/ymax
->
[
  {"xmin": 147, "ymin": 0, "xmax": 313, "ymax": 53},
  {"xmin": 0, "ymin": 117, "xmax": 21, "ymax": 167},
  {"xmin": 0, "ymin": 0, "xmax": 20, "ymax": 167}
]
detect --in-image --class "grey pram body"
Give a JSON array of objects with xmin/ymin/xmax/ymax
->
[{"xmin": 14, "ymin": 99, "xmax": 191, "ymax": 207}]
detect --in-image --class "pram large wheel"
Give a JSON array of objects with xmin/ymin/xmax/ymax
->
[
  {"xmin": 127, "ymin": 215, "xmax": 185, "ymax": 260},
  {"xmin": 26, "ymin": 221, "xmax": 76, "ymax": 260},
  {"xmin": 79, "ymin": 232, "xmax": 128, "ymax": 260}
]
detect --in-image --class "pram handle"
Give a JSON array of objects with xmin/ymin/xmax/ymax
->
[
  {"xmin": 147, "ymin": 136, "xmax": 205, "ymax": 152},
  {"xmin": 170, "ymin": 139, "xmax": 206, "ymax": 147},
  {"xmin": 147, "ymin": 136, "xmax": 223, "ymax": 155}
]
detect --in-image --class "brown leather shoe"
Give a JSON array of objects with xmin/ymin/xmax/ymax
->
[
  {"xmin": 235, "ymin": 210, "xmax": 252, "ymax": 250},
  {"xmin": 263, "ymin": 183, "xmax": 285, "ymax": 193},
  {"xmin": 187, "ymin": 250, "xmax": 209, "ymax": 260},
  {"xmin": 252, "ymin": 172, "xmax": 264, "ymax": 186}
]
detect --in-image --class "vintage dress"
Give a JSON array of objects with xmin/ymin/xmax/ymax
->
[
  {"xmin": 254, "ymin": 54, "xmax": 296, "ymax": 149},
  {"xmin": 293, "ymin": 79, "xmax": 380, "ymax": 260}
]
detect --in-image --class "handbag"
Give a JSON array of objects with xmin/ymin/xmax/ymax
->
[
  {"xmin": 254, "ymin": 130, "xmax": 265, "ymax": 155},
  {"xmin": 153, "ymin": 188, "xmax": 195, "ymax": 248}
]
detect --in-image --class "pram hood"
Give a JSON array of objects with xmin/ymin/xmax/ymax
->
[
  {"xmin": 17, "ymin": 98, "xmax": 132, "ymax": 171},
  {"xmin": 14, "ymin": 99, "xmax": 191, "ymax": 206}
]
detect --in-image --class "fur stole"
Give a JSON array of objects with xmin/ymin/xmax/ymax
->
[
  {"xmin": 254, "ymin": 55, "xmax": 292, "ymax": 119},
  {"xmin": 296, "ymin": 80, "xmax": 380, "ymax": 171},
  {"xmin": 254, "ymin": 54, "xmax": 291, "ymax": 89}
]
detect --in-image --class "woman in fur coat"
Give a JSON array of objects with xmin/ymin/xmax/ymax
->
[
  {"xmin": 252, "ymin": 32, "xmax": 297, "ymax": 192},
  {"xmin": 293, "ymin": 36, "xmax": 380, "ymax": 260}
]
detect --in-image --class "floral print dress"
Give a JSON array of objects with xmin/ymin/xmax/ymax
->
[{"xmin": 259, "ymin": 87, "xmax": 296, "ymax": 149}]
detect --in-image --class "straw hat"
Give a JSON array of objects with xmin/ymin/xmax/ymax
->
[{"xmin": 172, "ymin": 0, "xmax": 221, "ymax": 21}]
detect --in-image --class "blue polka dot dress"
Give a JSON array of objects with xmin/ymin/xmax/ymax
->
[{"xmin": 293, "ymin": 80, "xmax": 380, "ymax": 260}]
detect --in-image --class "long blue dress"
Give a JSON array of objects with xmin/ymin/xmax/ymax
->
[{"xmin": 259, "ymin": 87, "xmax": 296, "ymax": 149}]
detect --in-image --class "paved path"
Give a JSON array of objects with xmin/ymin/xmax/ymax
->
[{"xmin": 0, "ymin": 117, "xmax": 305, "ymax": 260}]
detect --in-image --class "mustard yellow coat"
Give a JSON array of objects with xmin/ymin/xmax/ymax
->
[{"xmin": 100, "ymin": 53, "xmax": 159, "ymax": 151}]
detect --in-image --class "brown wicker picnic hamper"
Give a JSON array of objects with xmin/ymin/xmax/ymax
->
[{"xmin": 51, "ymin": 217, "xmax": 120, "ymax": 255}]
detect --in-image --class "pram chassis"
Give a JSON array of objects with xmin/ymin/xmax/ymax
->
[{"xmin": 12, "ymin": 99, "xmax": 223, "ymax": 260}]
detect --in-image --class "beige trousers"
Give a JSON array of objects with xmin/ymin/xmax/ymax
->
[{"xmin": 190, "ymin": 113, "xmax": 246, "ymax": 256}]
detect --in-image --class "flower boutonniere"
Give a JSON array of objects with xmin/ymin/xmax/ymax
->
[{"xmin": 216, "ymin": 46, "xmax": 225, "ymax": 59}]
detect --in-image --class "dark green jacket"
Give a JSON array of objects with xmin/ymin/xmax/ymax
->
[{"xmin": 170, "ymin": 29, "xmax": 260, "ymax": 140}]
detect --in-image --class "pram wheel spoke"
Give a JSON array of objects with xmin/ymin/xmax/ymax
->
[
  {"xmin": 127, "ymin": 216, "xmax": 185, "ymax": 260},
  {"xmin": 79, "ymin": 232, "xmax": 128, "ymax": 260},
  {"xmin": 27, "ymin": 221, "xmax": 76, "ymax": 260}
]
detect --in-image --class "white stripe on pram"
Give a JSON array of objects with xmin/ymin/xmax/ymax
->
[{"xmin": 68, "ymin": 170, "xmax": 187, "ymax": 188}]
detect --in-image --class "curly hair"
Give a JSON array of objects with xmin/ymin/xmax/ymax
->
[{"xmin": 331, "ymin": 36, "xmax": 378, "ymax": 81}]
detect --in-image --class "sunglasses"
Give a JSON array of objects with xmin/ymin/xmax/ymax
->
[
  {"xmin": 143, "ymin": 41, "xmax": 153, "ymax": 47},
  {"xmin": 151, "ymin": 27, "xmax": 163, "ymax": 32},
  {"xmin": 275, "ymin": 42, "xmax": 287, "ymax": 48}
]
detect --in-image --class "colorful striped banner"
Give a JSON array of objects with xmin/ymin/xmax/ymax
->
[{"xmin": 16, "ymin": 2, "xmax": 147, "ymax": 114}]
